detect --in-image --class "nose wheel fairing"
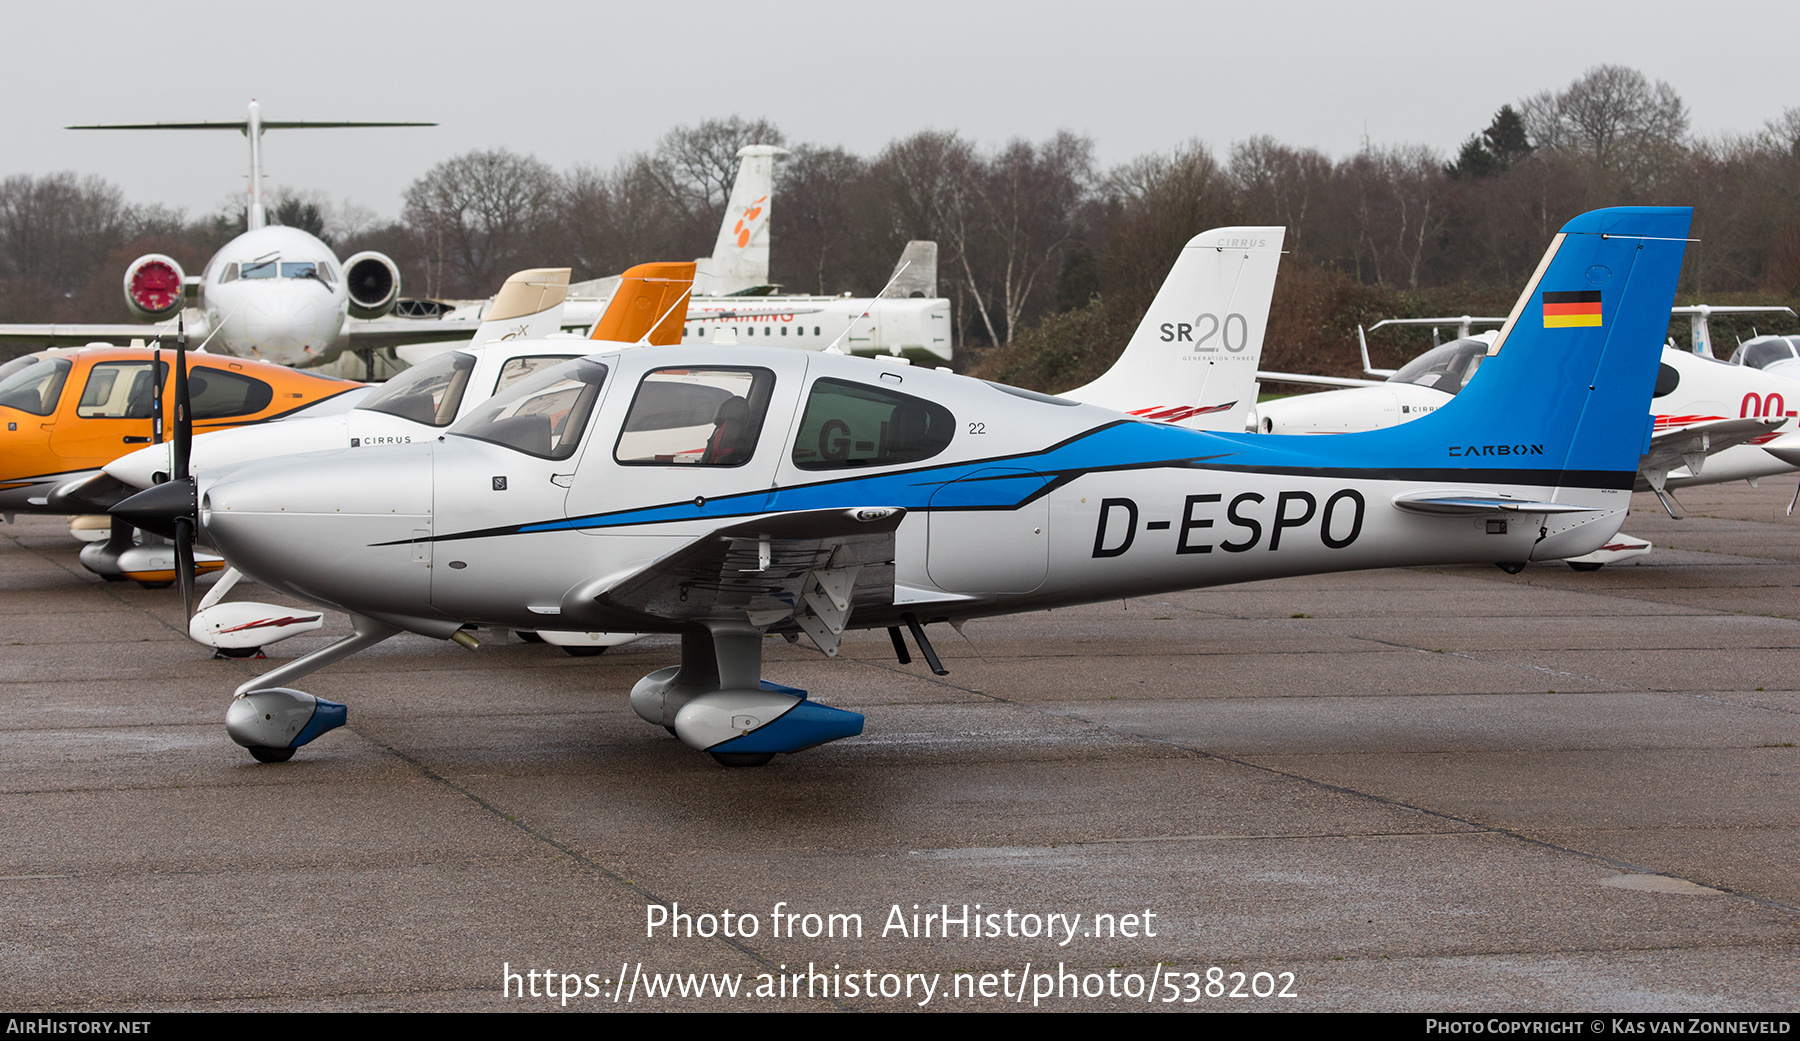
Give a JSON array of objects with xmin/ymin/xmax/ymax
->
[{"xmin": 225, "ymin": 688, "xmax": 347, "ymax": 757}]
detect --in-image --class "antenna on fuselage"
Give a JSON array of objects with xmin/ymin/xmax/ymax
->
[
  {"xmin": 824, "ymin": 261, "xmax": 911, "ymax": 355},
  {"xmin": 68, "ymin": 101, "xmax": 436, "ymax": 231},
  {"xmin": 634, "ymin": 286, "xmax": 695, "ymax": 348}
]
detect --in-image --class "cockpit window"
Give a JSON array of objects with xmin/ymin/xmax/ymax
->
[
  {"xmin": 358, "ymin": 350, "xmax": 475, "ymax": 427},
  {"xmin": 189, "ymin": 367, "xmax": 275, "ymax": 419},
  {"xmin": 219, "ymin": 263, "xmax": 240, "ymax": 284},
  {"xmin": 281, "ymin": 261, "xmax": 324, "ymax": 282},
  {"xmin": 1737, "ymin": 336, "xmax": 1798, "ymax": 371},
  {"xmin": 495, "ymin": 355, "xmax": 579, "ymax": 395},
  {"xmin": 76, "ymin": 361, "xmax": 161, "ymax": 419},
  {"xmin": 451, "ymin": 358, "xmax": 609, "ymax": 460},
  {"xmin": 0, "ymin": 356, "xmax": 72, "ymax": 416},
  {"xmin": 791, "ymin": 377, "xmax": 955, "ymax": 470},
  {"xmin": 1388, "ymin": 338, "xmax": 1490, "ymax": 395},
  {"xmin": 241, "ymin": 259, "xmax": 278, "ymax": 279},
  {"xmin": 615, "ymin": 367, "xmax": 775, "ymax": 467}
]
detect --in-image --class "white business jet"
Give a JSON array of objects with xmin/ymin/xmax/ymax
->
[{"xmin": 0, "ymin": 101, "xmax": 478, "ymax": 368}]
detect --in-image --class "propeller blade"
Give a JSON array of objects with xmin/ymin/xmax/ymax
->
[
  {"xmin": 174, "ymin": 516, "xmax": 196, "ymax": 619},
  {"xmin": 172, "ymin": 319, "xmax": 192, "ymax": 481}
]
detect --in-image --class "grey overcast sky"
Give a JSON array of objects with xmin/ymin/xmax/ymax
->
[{"xmin": 6, "ymin": 0, "xmax": 1797, "ymax": 221}]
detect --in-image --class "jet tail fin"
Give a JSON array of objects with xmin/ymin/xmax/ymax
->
[
  {"xmin": 470, "ymin": 268, "xmax": 570, "ymax": 345},
  {"xmin": 1061, "ymin": 227, "xmax": 1285, "ymax": 432},
  {"xmin": 692, "ymin": 145, "xmax": 789, "ymax": 296},
  {"xmin": 591, "ymin": 262, "xmax": 695, "ymax": 346},
  {"xmin": 880, "ymin": 242, "xmax": 939, "ymax": 298}
]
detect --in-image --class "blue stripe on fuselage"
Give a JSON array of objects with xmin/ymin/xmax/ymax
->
[{"xmin": 511, "ymin": 419, "xmax": 1628, "ymax": 537}]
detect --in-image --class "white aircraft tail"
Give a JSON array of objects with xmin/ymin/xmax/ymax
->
[
  {"xmin": 68, "ymin": 101, "xmax": 434, "ymax": 233},
  {"xmin": 692, "ymin": 144, "xmax": 788, "ymax": 296},
  {"xmin": 880, "ymin": 242, "xmax": 939, "ymax": 298},
  {"xmin": 1062, "ymin": 226, "xmax": 1285, "ymax": 431},
  {"xmin": 472, "ymin": 268, "xmax": 571, "ymax": 344}
]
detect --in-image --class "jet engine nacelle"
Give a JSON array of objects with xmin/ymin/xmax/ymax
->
[
  {"xmin": 343, "ymin": 251, "xmax": 402, "ymax": 320},
  {"xmin": 123, "ymin": 254, "xmax": 186, "ymax": 321}
]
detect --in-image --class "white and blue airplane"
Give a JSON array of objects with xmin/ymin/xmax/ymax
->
[
  {"xmin": 89, "ymin": 226, "xmax": 1280, "ymax": 667},
  {"xmin": 115, "ymin": 207, "xmax": 1691, "ymax": 766}
]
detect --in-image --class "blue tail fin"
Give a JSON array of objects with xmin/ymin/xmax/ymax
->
[
  {"xmin": 1432, "ymin": 206, "xmax": 1691, "ymax": 482},
  {"xmin": 1263, "ymin": 206, "xmax": 1691, "ymax": 487}
]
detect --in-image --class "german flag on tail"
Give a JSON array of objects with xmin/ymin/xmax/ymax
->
[{"xmin": 1543, "ymin": 290, "xmax": 1602, "ymax": 328}]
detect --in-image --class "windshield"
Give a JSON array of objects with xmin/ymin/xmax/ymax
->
[
  {"xmin": 1387, "ymin": 338, "xmax": 1490, "ymax": 394},
  {"xmin": 0, "ymin": 356, "xmax": 73, "ymax": 416},
  {"xmin": 450, "ymin": 358, "xmax": 609, "ymax": 460},
  {"xmin": 281, "ymin": 261, "xmax": 330, "ymax": 282},
  {"xmin": 357, "ymin": 351, "xmax": 475, "ymax": 427},
  {"xmin": 1736, "ymin": 336, "xmax": 1799, "ymax": 371}
]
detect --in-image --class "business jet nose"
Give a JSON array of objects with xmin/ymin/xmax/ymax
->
[
  {"xmin": 201, "ymin": 447, "xmax": 437, "ymax": 614},
  {"xmin": 239, "ymin": 289, "xmax": 322, "ymax": 364}
]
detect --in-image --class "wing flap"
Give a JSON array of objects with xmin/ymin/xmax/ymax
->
[
  {"xmin": 564, "ymin": 509, "xmax": 905, "ymax": 648},
  {"xmin": 1392, "ymin": 491, "xmax": 1601, "ymax": 516}
]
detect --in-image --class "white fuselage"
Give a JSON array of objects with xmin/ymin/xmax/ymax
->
[
  {"xmin": 185, "ymin": 226, "xmax": 352, "ymax": 368},
  {"xmin": 550, "ymin": 294, "xmax": 955, "ymax": 362},
  {"xmin": 1258, "ymin": 346, "xmax": 1800, "ymax": 489},
  {"xmin": 105, "ymin": 339, "xmax": 592, "ymax": 490},
  {"xmin": 194, "ymin": 347, "xmax": 1630, "ymax": 639}
]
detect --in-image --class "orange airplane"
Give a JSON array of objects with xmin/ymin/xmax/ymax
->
[{"xmin": 0, "ymin": 343, "xmax": 362, "ymax": 583}]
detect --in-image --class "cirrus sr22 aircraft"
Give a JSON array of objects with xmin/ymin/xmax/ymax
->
[{"xmin": 115, "ymin": 207, "xmax": 1689, "ymax": 767}]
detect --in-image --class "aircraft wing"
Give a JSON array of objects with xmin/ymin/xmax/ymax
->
[
  {"xmin": 0, "ymin": 323, "xmax": 168, "ymax": 346},
  {"xmin": 342, "ymin": 317, "xmax": 489, "ymax": 346},
  {"xmin": 1642, "ymin": 416, "xmax": 1786, "ymax": 481},
  {"xmin": 561, "ymin": 507, "xmax": 904, "ymax": 652},
  {"xmin": 1257, "ymin": 370, "xmax": 1388, "ymax": 389}
]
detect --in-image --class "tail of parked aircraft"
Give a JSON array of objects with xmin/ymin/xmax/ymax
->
[
  {"xmin": 1062, "ymin": 227, "xmax": 1285, "ymax": 432},
  {"xmin": 591, "ymin": 262, "xmax": 696, "ymax": 345},
  {"xmin": 1337, "ymin": 207, "xmax": 1692, "ymax": 481},
  {"xmin": 692, "ymin": 145, "xmax": 789, "ymax": 296},
  {"xmin": 469, "ymin": 268, "xmax": 570, "ymax": 345},
  {"xmin": 880, "ymin": 242, "xmax": 939, "ymax": 299}
]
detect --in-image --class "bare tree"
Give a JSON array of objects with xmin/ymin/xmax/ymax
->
[
  {"xmin": 963, "ymin": 132, "xmax": 1094, "ymax": 344},
  {"xmin": 1520, "ymin": 65, "xmax": 1689, "ymax": 190},
  {"xmin": 1230, "ymin": 136, "xmax": 1332, "ymax": 254},
  {"xmin": 770, "ymin": 145, "xmax": 870, "ymax": 294},
  {"xmin": 402, "ymin": 149, "xmax": 562, "ymax": 296},
  {"xmin": 0, "ymin": 173, "xmax": 135, "ymax": 293},
  {"xmin": 1100, "ymin": 142, "xmax": 1238, "ymax": 318},
  {"xmin": 645, "ymin": 117, "xmax": 787, "ymax": 254},
  {"xmin": 867, "ymin": 131, "xmax": 983, "ymax": 342}
]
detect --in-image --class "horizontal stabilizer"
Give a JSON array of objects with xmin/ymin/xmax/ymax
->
[
  {"xmin": 1761, "ymin": 431, "xmax": 1800, "ymax": 469},
  {"xmin": 1257, "ymin": 370, "xmax": 1386, "ymax": 389},
  {"xmin": 1644, "ymin": 415, "xmax": 1786, "ymax": 479},
  {"xmin": 1391, "ymin": 492, "xmax": 1602, "ymax": 516}
]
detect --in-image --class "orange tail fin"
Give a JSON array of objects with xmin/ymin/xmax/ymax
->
[{"xmin": 589, "ymin": 262, "xmax": 695, "ymax": 345}]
